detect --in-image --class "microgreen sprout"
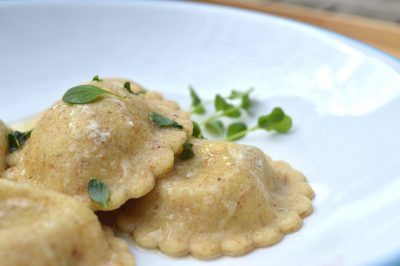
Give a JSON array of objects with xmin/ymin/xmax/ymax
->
[{"xmin": 188, "ymin": 87, "xmax": 292, "ymax": 141}]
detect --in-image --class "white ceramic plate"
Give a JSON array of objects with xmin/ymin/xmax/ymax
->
[{"xmin": 1, "ymin": 1, "xmax": 400, "ymax": 265}]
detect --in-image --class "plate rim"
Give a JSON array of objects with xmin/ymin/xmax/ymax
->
[{"xmin": 1, "ymin": 0, "xmax": 399, "ymax": 265}]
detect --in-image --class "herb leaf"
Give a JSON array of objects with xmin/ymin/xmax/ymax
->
[
  {"xmin": 192, "ymin": 121, "xmax": 204, "ymax": 139},
  {"xmin": 258, "ymin": 107, "xmax": 292, "ymax": 133},
  {"xmin": 228, "ymin": 90, "xmax": 242, "ymax": 99},
  {"xmin": 7, "ymin": 134, "xmax": 19, "ymax": 153},
  {"xmin": 124, "ymin": 82, "xmax": 133, "ymax": 93},
  {"xmin": 205, "ymin": 120, "xmax": 224, "ymax": 136},
  {"xmin": 88, "ymin": 179, "xmax": 110, "ymax": 208},
  {"xmin": 214, "ymin": 95, "xmax": 241, "ymax": 118},
  {"xmin": 215, "ymin": 94, "xmax": 228, "ymax": 111},
  {"xmin": 267, "ymin": 115, "xmax": 292, "ymax": 133},
  {"xmin": 227, "ymin": 122, "xmax": 247, "ymax": 141},
  {"xmin": 92, "ymin": 75, "xmax": 102, "ymax": 82},
  {"xmin": 189, "ymin": 86, "xmax": 206, "ymax": 115},
  {"xmin": 179, "ymin": 139, "xmax": 195, "ymax": 160},
  {"xmin": 241, "ymin": 93, "xmax": 251, "ymax": 113},
  {"xmin": 149, "ymin": 112, "xmax": 183, "ymax": 129},
  {"xmin": 63, "ymin": 85, "xmax": 124, "ymax": 104},
  {"xmin": 124, "ymin": 81, "xmax": 146, "ymax": 95},
  {"xmin": 228, "ymin": 88, "xmax": 254, "ymax": 113},
  {"xmin": 8, "ymin": 130, "xmax": 32, "ymax": 153},
  {"xmin": 258, "ymin": 107, "xmax": 285, "ymax": 129},
  {"xmin": 223, "ymin": 107, "xmax": 241, "ymax": 118},
  {"xmin": 228, "ymin": 88, "xmax": 254, "ymax": 99}
]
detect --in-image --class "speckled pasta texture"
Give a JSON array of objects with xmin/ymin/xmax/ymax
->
[
  {"xmin": 117, "ymin": 139, "xmax": 314, "ymax": 259},
  {"xmin": 0, "ymin": 179, "xmax": 135, "ymax": 266},
  {"xmin": 0, "ymin": 120, "xmax": 8, "ymax": 174},
  {"xmin": 4, "ymin": 79, "xmax": 192, "ymax": 211}
]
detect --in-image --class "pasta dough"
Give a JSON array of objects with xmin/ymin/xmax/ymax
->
[
  {"xmin": 0, "ymin": 120, "xmax": 8, "ymax": 174},
  {"xmin": 0, "ymin": 179, "xmax": 135, "ymax": 266},
  {"xmin": 4, "ymin": 79, "xmax": 192, "ymax": 210},
  {"xmin": 117, "ymin": 139, "xmax": 314, "ymax": 259}
]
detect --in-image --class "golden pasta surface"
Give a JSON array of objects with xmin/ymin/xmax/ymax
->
[
  {"xmin": 4, "ymin": 79, "xmax": 192, "ymax": 210},
  {"xmin": 117, "ymin": 139, "xmax": 313, "ymax": 259},
  {"xmin": 0, "ymin": 179, "xmax": 135, "ymax": 266}
]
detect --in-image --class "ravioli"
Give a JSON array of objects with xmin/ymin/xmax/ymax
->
[
  {"xmin": 5, "ymin": 79, "xmax": 192, "ymax": 210},
  {"xmin": 117, "ymin": 139, "xmax": 314, "ymax": 259},
  {"xmin": 0, "ymin": 179, "xmax": 135, "ymax": 266},
  {"xmin": 0, "ymin": 120, "xmax": 8, "ymax": 174}
]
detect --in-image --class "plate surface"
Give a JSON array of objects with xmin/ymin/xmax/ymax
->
[{"xmin": 1, "ymin": 1, "xmax": 400, "ymax": 265}]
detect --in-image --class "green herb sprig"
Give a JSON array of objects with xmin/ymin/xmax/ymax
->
[
  {"xmin": 179, "ymin": 139, "xmax": 195, "ymax": 160},
  {"xmin": 92, "ymin": 75, "xmax": 103, "ymax": 82},
  {"xmin": 189, "ymin": 86, "xmax": 206, "ymax": 114},
  {"xmin": 149, "ymin": 112, "xmax": 183, "ymax": 129},
  {"xmin": 8, "ymin": 130, "xmax": 32, "ymax": 153},
  {"xmin": 124, "ymin": 81, "xmax": 133, "ymax": 93},
  {"xmin": 63, "ymin": 85, "xmax": 125, "ymax": 104},
  {"xmin": 226, "ymin": 107, "xmax": 292, "ymax": 141},
  {"xmin": 124, "ymin": 81, "xmax": 146, "ymax": 95},
  {"xmin": 192, "ymin": 121, "xmax": 204, "ymax": 139},
  {"xmin": 88, "ymin": 179, "xmax": 110, "ymax": 208},
  {"xmin": 188, "ymin": 87, "xmax": 292, "ymax": 141}
]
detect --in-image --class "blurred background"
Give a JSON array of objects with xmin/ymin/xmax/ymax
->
[
  {"xmin": 198, "ymin": 0, "xmax": 400, "ymax": 58},
  {"xmin": 231, "ymin": 0, "xmax": 400, "ymax": 23}
]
